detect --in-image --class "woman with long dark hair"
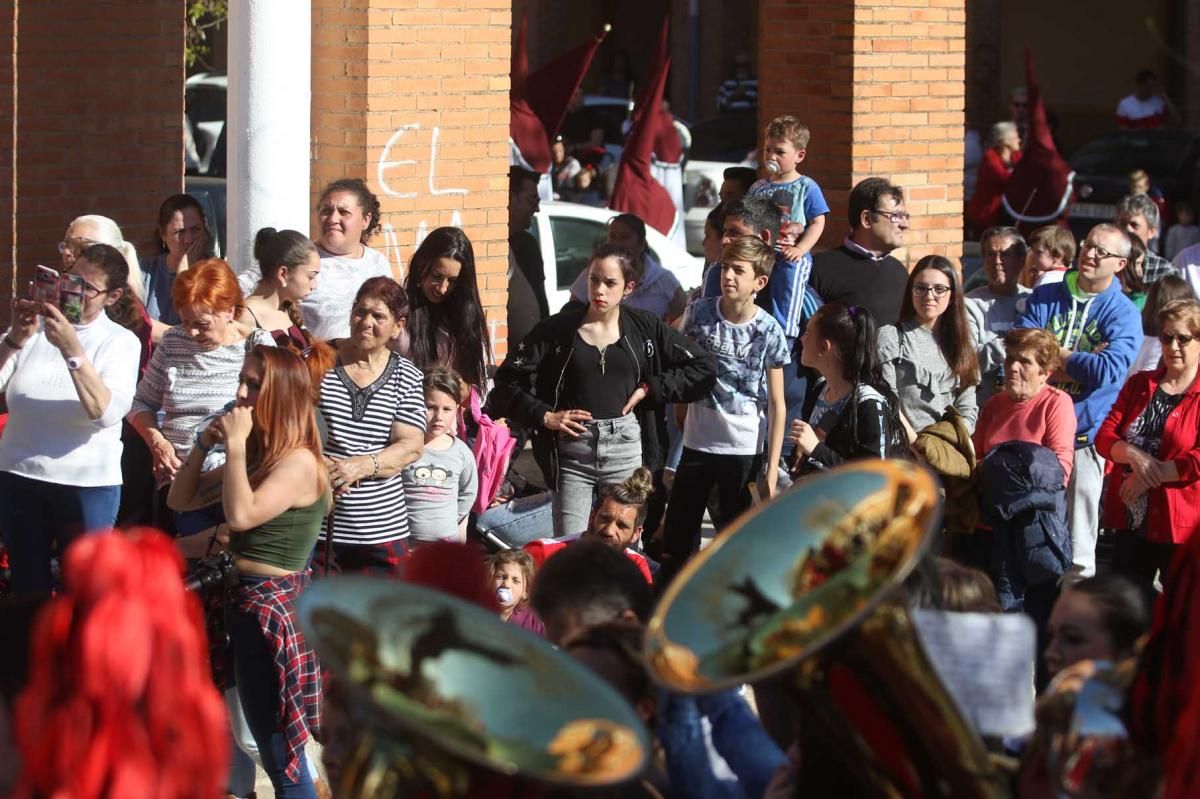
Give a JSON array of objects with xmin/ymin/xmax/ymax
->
[
  {"xmin": 879, "ymin": 254, "xmax": 980, "ymax": 440},
  {"xmin": 789, "ymin": 303, "xmax": 907, "ymax": 474},
  {"xmin": 169, "ymin": 346, "xmax": 328, "ymax": 799},
  {"xmin": 402, "ymin": 226, "xmax": 491, "ymax": 393}
]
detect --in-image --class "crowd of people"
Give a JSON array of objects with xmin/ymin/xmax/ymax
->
[{"xmin": 1, "ymin": 103, "xmax": 1199, "ymax": 797}]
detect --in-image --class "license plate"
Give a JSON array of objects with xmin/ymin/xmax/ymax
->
[{"xmin": 1069, "ymin": 202, "xmax": 1117, "ymax": 220}]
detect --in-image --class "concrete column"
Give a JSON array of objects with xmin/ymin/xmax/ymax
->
[{"xmin": 227, "ymin": 0, "xmax": 312, "ymax": 280}]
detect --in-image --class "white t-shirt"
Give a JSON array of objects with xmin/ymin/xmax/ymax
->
[
  {"xmin": 1115, "ymin": 94, "xmax": 1165, "ymax": 123},
  {"xmin": 682, "ymin": 298, "xmax": 790, "ymax": 455},
  {"xmin": 301, "ymin": 245, "xmax": 393, "ymax": 340},
  {"xmin": 0, "ymin": 314, "xmax": 141, "ymax": 486}
]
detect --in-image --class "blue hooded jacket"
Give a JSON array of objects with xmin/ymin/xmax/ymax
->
[{"xmin": 1014, "ymin": 272, "xmax": 1141, "ymax": 447}]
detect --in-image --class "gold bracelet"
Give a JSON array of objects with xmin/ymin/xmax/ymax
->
[{"xmin": 369, "ymin": 452, "xmax": 380, "ymax": 478}]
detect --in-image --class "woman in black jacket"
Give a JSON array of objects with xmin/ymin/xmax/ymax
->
[
  {"xmin": 490, "ymin": 243, "xmax": 715, "ymax": 536},
  {"xmin": 789, "ymin": 303, "xmax": 906, "ymax": 475}
]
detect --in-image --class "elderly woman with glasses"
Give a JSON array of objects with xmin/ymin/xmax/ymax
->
[
  {"xmin": 1096, "ymin": 299, "xmax": 1200, "ymax": 600},
  {"xmin": 0, "ymin": 244, "xmax": 142, "ymax": 594}
]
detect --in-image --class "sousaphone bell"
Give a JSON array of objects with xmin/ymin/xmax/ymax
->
[
  {"xmin": 644, "ymin": 460, "xmax": 1009, "ymax": 798},
  {"xmin": 298, "ymin": 577, "xmax": 652, "ymax": 798}
]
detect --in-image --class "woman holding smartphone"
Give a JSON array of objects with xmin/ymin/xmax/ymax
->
[{"xmin": 0, "ymin": 244, "xmax": 142, "ymax": 594}]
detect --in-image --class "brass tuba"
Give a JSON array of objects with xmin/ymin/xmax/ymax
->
[
  {"xmin": 644, "ymin": 460, "xmax": 1009, "ymax": 798},
  {"xmin": 298, "ymin": 577, "xmax": 652, "ymax": 798}
]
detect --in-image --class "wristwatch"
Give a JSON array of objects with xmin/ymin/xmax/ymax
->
[{"xmin": 65, "ymin": 355, "xmax": 84, "ymax": 371}]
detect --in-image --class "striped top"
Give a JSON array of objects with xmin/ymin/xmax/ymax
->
[
  {"xmin": 130, "ymin": 327, "xmax": 275, "ymax": 458},
  {"xmin": 318, "ymin": 350, "xmax": 427, "ymax": 545}
]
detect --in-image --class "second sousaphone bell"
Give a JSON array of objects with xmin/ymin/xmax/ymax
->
[{"xmin": 644, "ymin": 460, "xmax": 1009, "ymax": 798}]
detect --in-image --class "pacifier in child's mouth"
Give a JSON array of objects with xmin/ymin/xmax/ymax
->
[
  {"xmin": 496, "ymin": 586, "xmax": 513, "ymax": 604},
  {"xmin": 765, "ymin": 159, "xmax": 782, "ymax": 175}
]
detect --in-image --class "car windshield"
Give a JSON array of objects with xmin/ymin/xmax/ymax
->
[
  {"xmin": 1070, "ymin": 131, "xmax": 1195, "ymax": 178},
  {"xmin": 688, "ymin": 114, "xmax": 757, "ymax": 162}
]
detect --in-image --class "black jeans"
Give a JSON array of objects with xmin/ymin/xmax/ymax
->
[{"xmin": 659, "ymin": 447, "xmax": 759, "ymax": 585}]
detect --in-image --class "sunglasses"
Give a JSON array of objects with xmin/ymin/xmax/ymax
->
[{"xmin": 1159, "ymin": 333, "xmax": 1195, "ymax": 347}]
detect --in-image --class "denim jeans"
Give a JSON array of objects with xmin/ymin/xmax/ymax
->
[
  {"xmin": 658, "ymin": 688, "xmax": 787, "ymax": 799},
  {"xmin": 0, "ymin": 471, "xmax": 120, "ymax": 594},
  {"xmin": 476, "ymin": 491, "xmax": 554, "ymax": 548},
  {"xmin": 228, "ymin": 575, "xmax": 316, "ymax": 799},
  {"xmin": 553, "ymin": 414, "xmax": 643, "ymax": 537}
]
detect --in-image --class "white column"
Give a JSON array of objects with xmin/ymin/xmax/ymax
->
[{"xmin": 226, "ymin": 0, "xmax": 311, "ymax": 286}]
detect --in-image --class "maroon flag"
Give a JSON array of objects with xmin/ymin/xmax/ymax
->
[
  {"xmin": 509, "ymin": 15, "xmax": 608, "ymax": 174},
  {"xmin": 1002, "ymin": 49, "xmax": 1074, "ymax": 230},
  {"xmin": 610, "ymin": 33, "xmax": 675, "ymax": 236},
  {"xmin": 522, "ymin": 24, "xmax": 609, "ymax": 139}
]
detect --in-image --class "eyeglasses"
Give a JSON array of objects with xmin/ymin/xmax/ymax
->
[
  {"xmin": 57, "ymin": 237, "xmax": 97, "ymax": 257},
  {"xmin": 1080, "ymin": 240, "xmax": 1124, "ymax": 261},
  {"xmin": 79, "ymin": 280, "xmax": 113, "ymax": 299},
  {"xmin": 1159, "ymin": 333, "xmax": 1195, "ymax": 348},
  {"xmin": 912, "ymin": 283, "xmax": 951, "ymax": 297},
  {"xmin": 873, "ymin": 208, "xmax": 910, "ymax": 224}
]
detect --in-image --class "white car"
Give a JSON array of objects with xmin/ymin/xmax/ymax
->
[{"xmin": 531, "ymin": 201, "xmax": 705, "ymax": 313}]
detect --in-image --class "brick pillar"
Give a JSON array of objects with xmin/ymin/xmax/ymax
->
[
  {"xmin": 0, "ymin": 1, "xmax": 184, "ymax": 319},
  {"xmin": 311, "ymin": 0, "xmax": 514, "ymax": 357},
  {"xmin": 759, "ymin": 0, "xmax": 966, "ymax": 266}
]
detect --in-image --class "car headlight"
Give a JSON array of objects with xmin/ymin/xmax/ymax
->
[{"xmin": 694, "ymin": 175, "xmax": 718, "ymax": 208}]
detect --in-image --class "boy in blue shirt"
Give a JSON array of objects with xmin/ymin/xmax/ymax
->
[{"xmin": 748, "ymin": 115, "xmax": 830, "ymax": 287}]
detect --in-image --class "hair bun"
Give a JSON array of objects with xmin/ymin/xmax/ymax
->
[
  {"xmin": 621, "ymin": 467, "xmax": 654, "ymax": 502},
  {"xmin": 252, "ymin": 227, "xmax": 279, "ymax": 262}
]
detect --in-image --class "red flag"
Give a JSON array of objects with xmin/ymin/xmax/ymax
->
[
  {"xmin": 1002, "ymin": 49, "xmax": 1074, "ymax": 228},
  {"xmin": 610, "ymin": 43, "xmax": 676, "ymax": 236},
  {"xmin": 522, "ymin": 25, "xmax": 609, "ymax": 139},
  {"xmin": 509, "ymin": 15, "xmax": 608, "ymax": 175}
]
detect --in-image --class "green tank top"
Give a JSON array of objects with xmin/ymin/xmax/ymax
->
[{"xmin": 230, "ymin": 493, "xmax": 330, "ymax": 572}]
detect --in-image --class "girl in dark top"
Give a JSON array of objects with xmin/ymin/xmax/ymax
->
[
  {"xmin": 403, "ymin": 226, "xmax": 492, "ymax": 394},
  {"xmin": 243, "ymin": 228, "xmax": 337, "ymax": 400},
  {"xmin": 789, "ymin": 303, "xmax": 906, "ymax": 475},
  {"xmin": 242, "ymin": 227, "xmax": 322, "ymax": 350},
  {"xmin": 168, "ymin": 345, "xmax": 328, "ymax": 799},
  {"xmin": 490, "ymin": 243, "xmax": 716, "ymax": 537}
]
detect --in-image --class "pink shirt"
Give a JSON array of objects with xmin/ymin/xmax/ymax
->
[{"xmin": 974, "ymin": 385, "xmax": 1077, "ymax": 485}]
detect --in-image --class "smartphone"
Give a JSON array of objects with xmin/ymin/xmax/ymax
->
[
  {"xmin": 59, "ymin": 272, "xmax": 85, "ymax": 324},
  {"xmin": 33, "ymin": 265, "xmax": 59, "ymax": 307}
]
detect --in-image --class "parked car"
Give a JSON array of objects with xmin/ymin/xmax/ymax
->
[
  {"xmin": 186, "ymin": 72, "xmax": 227, "ymax": 177},
  {"xmin": 530, "ymin": 200, "xmax": 704, "ymax": 313},
  {"xmin": 1068, "ymin": 129, "xmax": 1200, "ymax": 242},
  {"xmin": 682, "ymin": 113, "xmax": 758, "ymax": 255}
]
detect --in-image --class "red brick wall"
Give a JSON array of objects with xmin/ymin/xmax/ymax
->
[
  {"xmin": 0, "ymin": 2, "xmax": 184, "ymax": 319},
  {"xmin": 759, "ymin": 0, "xmax": 966, "ymax": 266},
  {"xmin": 311, "ymin": 0, "xmax": 513, "ymax": 356}
]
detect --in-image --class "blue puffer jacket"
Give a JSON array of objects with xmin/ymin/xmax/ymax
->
[{"xmin": 979, "ymin": 440, "xmax": 1072, "ymax": 611}]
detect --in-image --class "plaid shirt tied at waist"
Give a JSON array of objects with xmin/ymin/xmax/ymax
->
[{"xmin": 234, "ymin": 572, "xmax": 322, "ymax": 782}]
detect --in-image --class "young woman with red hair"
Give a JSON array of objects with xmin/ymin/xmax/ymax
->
[
  {"xmin": 169, "ymin": 345, "xmax": 328, "ymax": 799},
  {"xmin": 13, "ymin": 528, "xmax": 230, "ymax": 799},
  {"xmin": 127, "ymin": 259, "xmax": 274, "ymax": 534}
]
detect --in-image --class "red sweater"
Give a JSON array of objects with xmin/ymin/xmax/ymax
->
[
  {"xmin": 1095, "ymin": 368, "xmax": 1200, "ymax": 544},
  {"xmin": 974, "ymin": 385, "xmax": 1076, "ymax": 484}
]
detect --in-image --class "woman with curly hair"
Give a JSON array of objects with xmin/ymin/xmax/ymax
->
[{"xmin": 302, "ymin": 178, "xmax": 393, "ymax": 340}]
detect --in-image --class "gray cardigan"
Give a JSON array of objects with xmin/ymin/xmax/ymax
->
[{"xmin": 878, "ymin": 319, "xmax": 978, "ymax": 433}]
